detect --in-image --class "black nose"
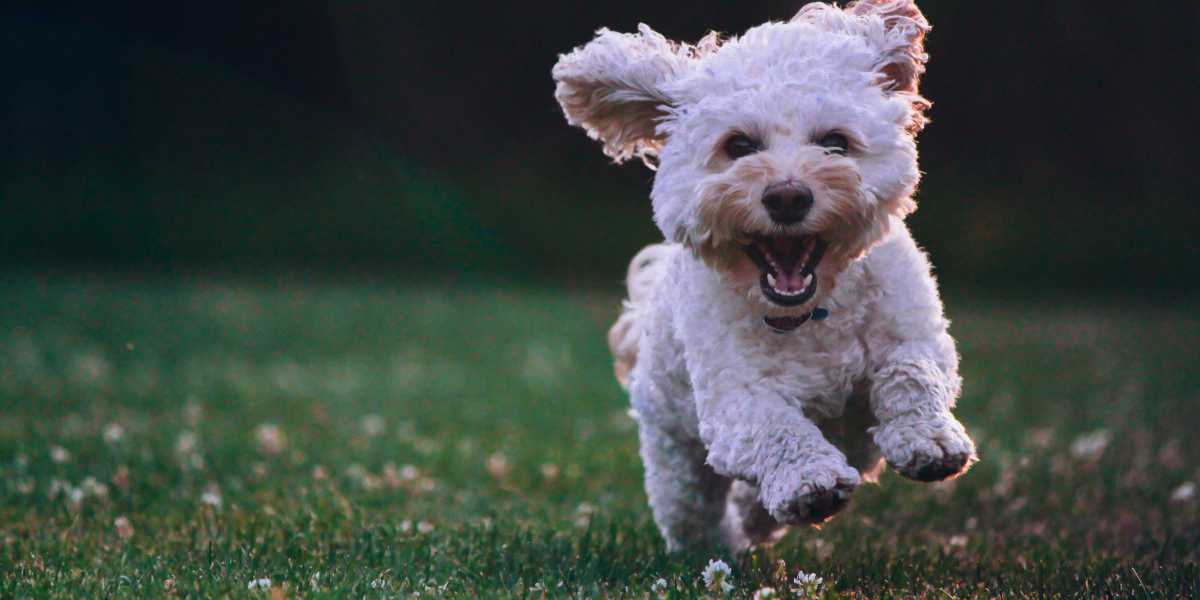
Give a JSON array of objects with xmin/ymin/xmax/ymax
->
[{"xmin": 762, "ymin": 182, "xmax": 813, "ymax": 224}]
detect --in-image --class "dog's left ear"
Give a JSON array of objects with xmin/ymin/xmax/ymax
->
[
  {"xmin": 796, "ymin": 0, "xmax": 930, "ymax": 131},
  {"xmin": 846, "ymin": 0, "xmax": 929, "ymax": 95},
  {"xmin": 553, "ymin": 24, "xmax": 703, "ymax": 165}
]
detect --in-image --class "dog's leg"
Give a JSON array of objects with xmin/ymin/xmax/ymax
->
[
  {"xmin": 723, "ymin": 480, "xmax": 786, "ymax": 551},
  {"xmin": 695, "ymin": 389, "xmax": 862, "ymax": 528},
  {"xmin": 863, "ymin": 228, "xmax": 977, "ymax": 482},
  {"xmin": 869, "ymin": 356, "xmax": 976, "ymax": 481},
  {"xmin": 637, "ymin": 423, "xmax": 731, "ymax": 552}
]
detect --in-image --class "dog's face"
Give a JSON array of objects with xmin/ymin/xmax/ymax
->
[{"xmin": 555, "ymin": 0, "xmax": 931, "ymax": 316}]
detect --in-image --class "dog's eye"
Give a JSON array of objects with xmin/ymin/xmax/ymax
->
[
  {"xmin": 817, "ymin": 132, "xmax": 850, "ymax": 154},
  {"xmin": 723, "ymin": 134, "xmax": 760, "ymax": 160}
]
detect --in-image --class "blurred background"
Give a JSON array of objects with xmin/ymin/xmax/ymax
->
[{"xmin": 3, "ymin": 0, "xmax": 1197, "ymax": 291}]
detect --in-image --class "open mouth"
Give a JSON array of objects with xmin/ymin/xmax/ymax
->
[{"xmin": 743, "ymin": 234, "xmax": 827, "ymax": 306}]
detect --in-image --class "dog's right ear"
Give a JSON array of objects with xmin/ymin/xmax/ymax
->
[{"xmin": 553, "ymin": 24, "xmax": 701, "ymax": 165}]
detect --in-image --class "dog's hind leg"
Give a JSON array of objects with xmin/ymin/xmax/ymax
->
[
  {"xmin": 723, "ymin": 480, "xmax": 786, "ymax": 551},
  {"xmin": 638, "ymin": 423, "xmax": 732, "ymax": 552}
]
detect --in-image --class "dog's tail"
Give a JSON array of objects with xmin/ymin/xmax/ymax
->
[{"xmin": 608, "ymin": 243, "xmax": 678, "ymax": 389}]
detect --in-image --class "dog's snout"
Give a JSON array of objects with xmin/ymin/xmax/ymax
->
[{"xmin": 762, "ymin": 182, "xmax": 813, "ymax": 225}]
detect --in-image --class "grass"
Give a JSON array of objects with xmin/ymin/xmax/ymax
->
[{"xmin": 1, "ymin": 273, "xmax": 1196, "ymax": 598}]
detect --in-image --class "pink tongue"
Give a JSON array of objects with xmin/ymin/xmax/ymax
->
[
  {"xmin": 767, "ymin": 237, "xmax": 810, "ymax": 291},
  {"xmin": 775, "ymin": 265, "xmax": 807, "ymax": 292}
]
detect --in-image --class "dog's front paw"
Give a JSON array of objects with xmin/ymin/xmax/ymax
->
[
  {"xmin": 762, "ymin": 463, "xmax": 861, "ymax": 526},
  {"xmin": 873, "ymin": 415, "xmax": 977, "ymax": 482}
]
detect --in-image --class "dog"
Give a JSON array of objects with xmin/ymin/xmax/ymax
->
[{"xmin": 553, "ymin": 0, "xmax": 976, "ymax": 552}]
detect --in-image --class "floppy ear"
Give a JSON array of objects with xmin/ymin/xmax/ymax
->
[
  {"xmin": 794, "ymin": 0, "xmax": 930, "ymax": 131},
  {"xmin": 553, "ymin": 24, "xmax": 701, "ymax": 164},
  {"xmin": 846, "ymin": 0, "xmax": 930, "ymax": 94}
]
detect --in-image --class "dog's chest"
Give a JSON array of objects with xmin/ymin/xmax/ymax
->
[
  {"xmin": 675, "ymin": 265, "xmax": 875, "ymax": 420},
  {"xmin": 756, "ymin": 320, "xmax": 869, "ymax": 419}
]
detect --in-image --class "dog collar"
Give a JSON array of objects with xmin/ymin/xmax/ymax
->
[{"xmin": 764, "ymin": 307, "xmax": 828, "ymax": 333}]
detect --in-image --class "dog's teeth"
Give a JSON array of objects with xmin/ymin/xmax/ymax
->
[
  {"xmin": 803, "ymin": 273, "xmax": 813, "ymax": 286},
  {"xmin": 766, "ymin": 273, "xmax": 777, "ymax": 288}
]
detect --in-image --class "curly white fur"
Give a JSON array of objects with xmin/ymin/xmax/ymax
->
[{"xmin": 555, "ymin": 0, "xmax": 976, "ymax": 552}]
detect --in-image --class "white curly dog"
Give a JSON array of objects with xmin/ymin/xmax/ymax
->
[{"xmin": 553, "ymin": 0, "xmax": 976, "ymax": 552}]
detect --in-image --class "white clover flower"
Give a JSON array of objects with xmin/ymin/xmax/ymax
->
[
  {"xmin": 114, "ymin": 515, "xmax": 134, "ymax": 539},
  {"xmin": 361, "ymin": 414, "xmax": 386, "ymax": 437},
  {"xmin": 417, "ymin": 521, "xmax": 435, "ymax": 533},
  {"xmin": 80, "ymin": 476, "xmax": 108, "ymax": 498},
  {"xmin": 400, "ymin": 464, "xmax": 420, "ymax": 481},
  {"xmin": 254, "ymin": 423, "xmax": 287, "ymax": 456},
  {"xmin": 650, "ymin": 577, "xmax": 669, "ymax": 596},
  {"xmin": 50, "ymin": 446, "xmax": 71, "ymax": 463},
  {"xmin": 701, "ymin": 559, "xmax": 733, "ymax": 593},
  {"xmin": 752, "ymin": 586, "xmax": 778, "ymax": 600},
  {"xmin": 103, "ymin": 423, "xmax": 125, "ymax": 443},
  {"xmin": 369, "ymin": 577, "xmax": 387, "ymax": 589},
  {"xmin": 200, "ymin": 485, "xmax": 222, "ymax": 507},
  {"xmin": 1070, "ymin": 429, "xmax": 1111, "ymax": 461},
  {"xmin": 1172, "ymin": 481, "xmax": 1196, "ymax": 503},
  {"xmin": 175, "ymin": 431, "xmax": 198, "ymax": 454},
  {"xmin": 486, "ymin": 452, "xmax": 510, "ymax": 479},
  {"xmin": 247, "ymin": 577, "xmax": 271, "ymax": 590},
  {"xmin": 791, "ymin": 571, "xmax": 824, "ymax": 598}
]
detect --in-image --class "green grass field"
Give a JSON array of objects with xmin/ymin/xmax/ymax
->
[{"xmin": 1, "ymin": 274, "xmax": 1196, "ymax": 598}]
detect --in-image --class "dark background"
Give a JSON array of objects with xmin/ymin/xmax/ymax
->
[{"xmin": 3, "ymin": 1, "xmax": 1196, "ymax": 291}]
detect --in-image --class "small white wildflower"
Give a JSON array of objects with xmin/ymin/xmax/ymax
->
[
  {"xmin": 50, "ymin": 446, "xmax": 70, "ymax": 463},
  {"xmin": 175, "ymin": 431, "xmax": 198, "ymax": 454},
  {"xmin": 486, "ymin": 452, "xmax": 510, "ymax": 479},
  {"xmin": 399, "ymin": 520, "xmax": 413, "ymax": 532},
  {"xmin": 417, "ymin": 521, "xmax": 435, "ymax": 533},
  {"xmin": 200, "ymin": 485, "xmax": 222, "ymax": 507},
  {"xmin": 103, "ymin": 423, "xmax": 125, "ymax": 443},
  {"xmin": 947, "ymin": 534, "xmax": 969, "ymax": 548},
  {"xmin": 399, "ymin": 464, "xmax": 420, "ymax": 481},
  {"xmin": 309, "ymin": 571, "xmax": 321, "ymax": 591},
  {"xmin": 701, "ymin": 559, "xmax": 733, "ymax": 593},
  {"xmin": 254, "ymin": 423, "xmax": 287, "ymax": 456},
  {"xmin": 528, "ymin": 582, "xmax": 546, "ymax": 593},
  {"xmin": 174, "ymin": 431, "xmax": 203, "ymax": 469},
  {"xmin": 650, "ymin": 577, "xmax": 669, "ymax": 596},
  {"xmin": 114, "ymin": 515, "xmax": 134, "ymax": 539},
  {"xmin": 1070, "ymin": 429, "xmax": 1112, "ymax": 461},
  {"xmin": 361, "ymin": 414, "xmax": 386, "ymax": 437},
  {"xmin": 80, "ymin": 476, "xmax": 108, "ymax": 498},
  {"xmin": 752, "ymin": 586, "xmax": 778, "ymax": 600},
  {"xmin": 369, "ymin": 577, "xmax": 388, "ymax": 589},
  {"xmin": 247, "ymin": 577, "xmax": 271, "ymax": 590},
  {"xmin": 67, "ymin": 486, "xmax": 85, "ymax": 505},
  {"xmin": 1171, "ymin": 481, "xmax": 1196, "ymax": 503},
  {"xmin": 791, "ymin": 571, "xmax": 824, "ymax": 598}
]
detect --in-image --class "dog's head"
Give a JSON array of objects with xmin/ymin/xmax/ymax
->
[{"xmin": 554, "ymin": 0, "xmax": 931, "ymax": 318}]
